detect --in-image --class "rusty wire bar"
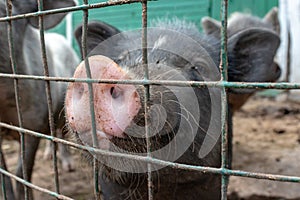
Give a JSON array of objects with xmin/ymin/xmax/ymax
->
[
  {"xmin": 4, "ymin": 0, "xmax": 29, "ymax": 199},
  {"xmin": 219, "ymin": 0, "xmax": 229, "ymax": 199},
  {"xmin": 141, "ymin": 1, "xmax": 153, "ymax": 200},
  {"xmin": 0, "ymin": 0, "xmax": 156, "ymax": 23},
  {"xmin": 81, "ymin": 0, "xmax": 100, "ymax": 199},
  {"xmin": 0, "ymin": 135, "xmax": 7, "ymax": 200},
  {"xmin": 208, "ymin": 0, "xmax": 213, "ymax": 17},
  {"xmin": 2, "ymin": 72, "xmax": 300, "ymax": 90},
  {"xmin": 37, "ymin": 0, "xmax": 60, "ymax": 196}
]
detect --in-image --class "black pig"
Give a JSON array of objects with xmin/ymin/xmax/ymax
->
[
  {"xmin": 202, "ymin": 8, "xmax": 281, "ymax": 111},
  {"xmin": 65, "ymin": 18, "xmax": 280, "ymax": 200}
]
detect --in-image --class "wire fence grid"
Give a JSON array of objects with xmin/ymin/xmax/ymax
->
[{"xmin": 0, "ymin": 0, "xmax": 299, "ymax": 200}]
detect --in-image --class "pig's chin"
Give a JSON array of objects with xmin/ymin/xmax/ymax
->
[{"xmin": 76, "ymin": 129, "xmax": 114, "ymax": 150}]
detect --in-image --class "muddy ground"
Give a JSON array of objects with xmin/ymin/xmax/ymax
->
[{"xmin": 2, "ymin": 94, "xmax": 300, "ymax": 200}]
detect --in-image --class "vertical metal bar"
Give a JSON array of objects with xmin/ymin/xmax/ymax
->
[
  {"xmin": 208, "ymin": 0, "xmax": 213, "ymax": 17},
  {"xmin": 220, "ymin": 0, "xmax": 229, "ymax": 199},
  {"xmin": 5, "ymin": 0, "xmax": 29, "ymax": 199},
  {"xmin": 285, "ymin": 32, "xmax": 291, "ymax": 82},
  {"xmin": 37, "ymin": 0, "xmax": 60, "ymax": 196},
  {"xmin": 220, "ymin": 0, "xmax": 228, "ymax": 80},
  {"xmin": 141, "ymin": 1, "xmax": 153, "ymax": 200},
  {"xmin": 81, "ymin": 1, "xmax": 100, "ymax": 199},
  {"xmin": 220, "ymin": 0, "xmax": 229, "ymax": 198},
  {"xmin": 0, "ymin": 135, "xmax": 7, "ymax": 200}
]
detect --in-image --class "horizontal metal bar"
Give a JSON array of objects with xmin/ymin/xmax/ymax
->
[
  {"xmin": 223, "ymin": 169, "xmax": 300, "ymax": 183},
  {"xmin": 1, "ymin": 73, "xmax": 300, "ymax": 89},
  {"xmin": 0, "ymin": 168, "xmax": 73, "ymax": 200},
  {"xmin": 0, "ymin": 0, "xmax": 155, "ymax": 22},
  {"xmin": 1, "ymin": 122, "xmax": 300, "ymax": 184}
]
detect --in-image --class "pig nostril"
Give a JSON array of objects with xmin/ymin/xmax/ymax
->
[{"xmin": 110, "ymin": 86, "xmax": 121, "ymax": 99}]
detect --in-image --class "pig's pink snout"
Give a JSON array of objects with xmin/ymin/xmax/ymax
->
[
  {"xmin": 65, "ymin": 55, "xmax": 141, "ymax": 141},
  {"xmin": 95, "ymin": 83, "xmax": 141, "ymax": 137}
]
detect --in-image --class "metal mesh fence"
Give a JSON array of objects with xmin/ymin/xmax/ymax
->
[{"xmin": 0, "ymin": 0, "xmax": 299, "ymax": 200}]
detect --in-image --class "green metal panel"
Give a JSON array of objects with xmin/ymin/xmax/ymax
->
[
  {"xmin": 71, "ymin": 0, "xmax": 211, "ymax": 55},
  {"xmin": 73, "ymin": 0, "xmax": 210, "ymax": 30}
]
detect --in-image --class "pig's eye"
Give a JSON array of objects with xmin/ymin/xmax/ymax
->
[{"xmin": 110, "ymin": 86, "xmax": 122, "ymax": 99}]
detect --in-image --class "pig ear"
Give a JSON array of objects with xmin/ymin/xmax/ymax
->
[
  {"xmin": 13, "ymin": 0, "xmax": 76, "ymax": 30},
  {"xmin": 228, "ymin": 28, "xmax": 280, "ymax": 84},
  {"xmin": 201, "ymin": 16, "xmax": 221, "ymax": 37},
  {"xmin": 227, "ymin": 28, "xmax": 280, "ymax": 112},
  {"xmin": 263, "ymin": 7, "xmax": 280, "ymax": 34},
  {"xmin": 74, "ymin": 21, "xmax": 121, "ymax": 57}
]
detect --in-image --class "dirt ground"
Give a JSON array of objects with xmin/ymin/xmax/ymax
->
[{"xmin": 1, "ymin": 94, "xmax": 300, "ymax": 200}]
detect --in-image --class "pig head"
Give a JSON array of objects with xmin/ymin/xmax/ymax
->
[
  {"xmin": 64, "ymin": 18, "xmax": 281, "ymax": 200},
  {"xmin": 202, "ymin": 8, "xmax": 281, "ymax": 112}
]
